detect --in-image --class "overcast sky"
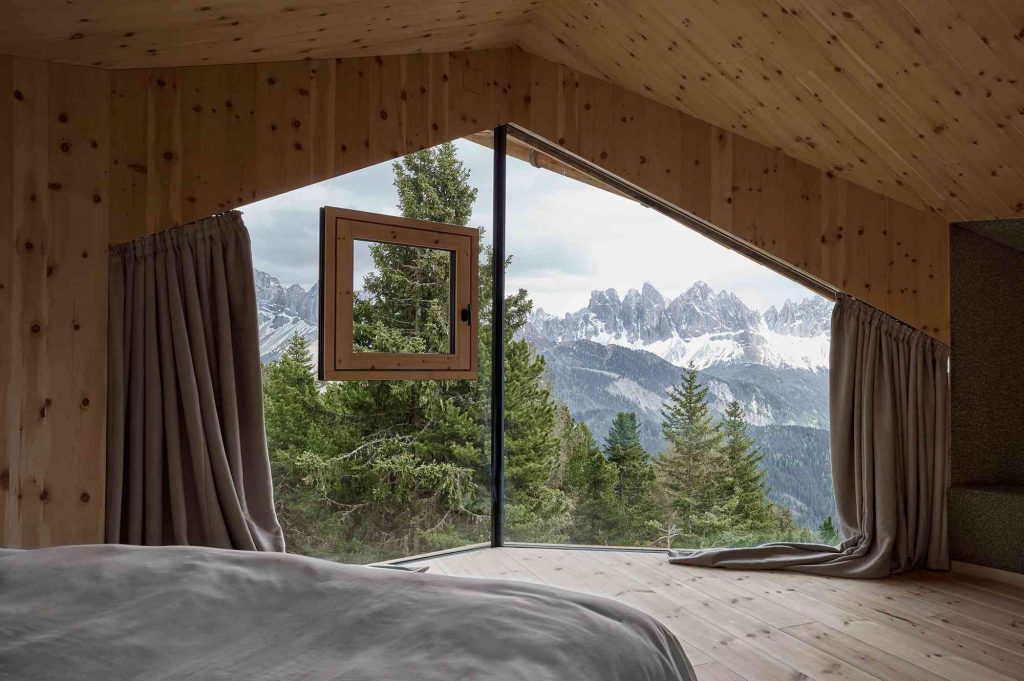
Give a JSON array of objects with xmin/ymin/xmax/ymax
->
[{"xmin": 241, "ymin": 139, "xmax": 817, "ymax": 315}]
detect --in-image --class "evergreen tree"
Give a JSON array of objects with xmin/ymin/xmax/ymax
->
[
  {"xmin": 393, "ymin": 143, "xmax": 477, "ymax": 226},
  {"xmin": 562, "ymin": 417, "xmax": 620, "ymax": 544},
  {"xmin": 719, "ymin": 400, "xmax": 774, "ymax": 530},
  {"xmin": 660, "ymin": 363, "xmax": 724, "ymax": 456},
  {"xmin": 263, "ymin": 335, "xmax": 321, "ymax": 453},
  {"xmin": 656, "ymin": 363, "xmax": 726, "ymax": 536},
  {"xmin": 604, "ymin": 412, "xmax": 659, "ymax": 542},
  {"xmin": 264, "ymin": 333, "xmax": 479, "ymax": 561},
  {"xmin": 818, "ymin": 515, "xmax": 841, "ymax": 545},
  {"xmin": 503, "ymin": 341, "xmax": 569, "ymax": 542},
  {"xmin": 264, "ymin": 144, "xmax": 489, "ymax": 561}
]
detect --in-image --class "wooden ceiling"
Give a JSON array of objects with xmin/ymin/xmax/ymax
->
[{"xmin": 2, "ymin": 0, "xmax": 1021, "ymax": 221}]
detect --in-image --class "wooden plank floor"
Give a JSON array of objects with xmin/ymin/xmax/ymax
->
[{"xmin": 410, "ymin": 547, "xmax": 1024, "ymax": 681}]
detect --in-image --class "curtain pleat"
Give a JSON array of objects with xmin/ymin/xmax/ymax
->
[
  {"xmin": 668, "ymin": 295, "xmax": 949, "ymax": 577},
  {"xmin": 106, "ymin": 211, "xmax": 285, "ymax": 552}
]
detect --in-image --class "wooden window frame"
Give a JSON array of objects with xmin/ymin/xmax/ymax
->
[{"xmin": 319, "ymin": 206, "xmax": 479, "ymax": 381}]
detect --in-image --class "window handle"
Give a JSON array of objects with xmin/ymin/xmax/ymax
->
[{"xmin": 461, "ymin": 304, "xmax": 472, "ymax": 325}]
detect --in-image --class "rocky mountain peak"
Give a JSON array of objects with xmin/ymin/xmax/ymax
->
[
  {"xmin": 764, "ymin": 296, "xmax": 832, "ymax": 337},
  {"xmin": 684, "ymin": 280, "xmax": 714, "ymax": 300},
  {"xmin": 526, "ymin": 280, "xmax": 832, "ymax": 372},
  {"xmin": 640, "ymin": 281, "xmax": 665, "ymax": 306},
  {"xmin": 254, "ymin": 270, "xmax": 318, "ymax": 325},
  {"xmin": 253, "ymin": 269, "xmax": 319, "ymax": 363}
]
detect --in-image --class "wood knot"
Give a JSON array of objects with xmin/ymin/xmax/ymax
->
[
  {"xmin": 13, "ymin": 90, "xmax": 23, "ymax": 100},
  {"xmin": 60, "ymin": 141, "xmax": 71, "ymax": 153},
  {"xmin": 81, "ymin": 397, "xmax": 90, "ymax": 408},
  {"xmin": 92, "ymin": 193, "xmax": 102, "ymax": 203},
  {"xmin": 81, "ymin": 491, "xmax": 91, "ymax": 503},
  {"xmin": 39, "ymin": 488, "xmax": 49, "ymax": 501},
  {"xmin": 0, "ymin": 469, "xmax": 8, "ymax": 490},
  {"xmin": 30, "ymin": 323, "xmax": 41, "ymax": 334},
  {"xmin": 163, "ymin": 151, "xmax": 174, "ymax": 161}
]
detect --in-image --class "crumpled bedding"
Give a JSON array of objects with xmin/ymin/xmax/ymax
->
[{"xmin": 0, "ymin": 544, "xmax": 695, "ymax": 681}]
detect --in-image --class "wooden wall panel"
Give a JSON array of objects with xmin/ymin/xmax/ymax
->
[
  {"xmin": 1, "ymin": 45, "xmax": 952, "ymax": 547},
  {"xmin": 0, "ymin": 55, "xmax": 12, "ymax": 541},
  {"xmin": 0, "ymin": 1, "xmax": 1021, "ymax": 223},
  {"xmin": 0, "ymin": 58, "xmax": 108, "ymax": 547},
  {"xmin": 105, "ymin": 47, "xmax": 950, "ymax": 340}
]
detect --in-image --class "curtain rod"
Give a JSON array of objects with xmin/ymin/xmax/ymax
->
[{"xmin": 504, "ymin": 124, "xmax": 840, "ymax": 303}]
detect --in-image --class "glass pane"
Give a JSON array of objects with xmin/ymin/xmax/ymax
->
[
  {"xmin": 352, "ymin": 239, "xmax": 454, "ymax": 354},
  {"xmin": 504, "ymin": 136, "xmax": 839, "ymax": 550},
  {"xmin": 242, "ymin": 137, "xmax": 494, "ymax": 564}
]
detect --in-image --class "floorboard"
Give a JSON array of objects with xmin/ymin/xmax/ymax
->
[{"xmin": 409, "ymin": 547, "xmax": 1024, "ymax": 681}]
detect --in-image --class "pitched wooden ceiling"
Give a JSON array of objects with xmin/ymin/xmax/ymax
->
[{"xmin": 2, "ymin": 0, "xmax": 1021, "ymax": 221}]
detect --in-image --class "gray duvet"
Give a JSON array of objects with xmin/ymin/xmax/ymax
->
[{"xmin": 0, "ymin": 545, "xmax": 695, "ymax": 681}]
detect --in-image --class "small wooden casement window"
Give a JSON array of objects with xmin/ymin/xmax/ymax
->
[{"xmin": 319, "ymin": 207, "xmax": 479, "ymax": 381}]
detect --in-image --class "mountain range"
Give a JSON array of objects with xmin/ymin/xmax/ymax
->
[
  {"xmin": 255, "ymin": 270, "xmax": 318, "ymax": 363},
  {"xmin": 525, "ymin": 281, "xmax": 832, "ymax": 372},
  {"xmin": 254, "ymin": 271, "xmax": 837, "ymax": 527}
]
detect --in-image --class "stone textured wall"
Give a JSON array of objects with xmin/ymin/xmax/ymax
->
[
  {"xmin": 949, "ymin": 222, "xmax": 1024, "ymax": 573},
  {"xmin": 950, "ymin": 224, "xmax": 1024, "ymax": 487}
]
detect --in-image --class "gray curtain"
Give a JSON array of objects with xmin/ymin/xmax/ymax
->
[
  {"xmin": 106, "ymin": 211, "xmax": 285, "ymax": 552},
  {"xmin": 668, "ymin": 295, "xmax": 949, "ymax": 577}
]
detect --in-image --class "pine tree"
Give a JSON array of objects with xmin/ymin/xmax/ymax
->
[
  {"xmin": 562, "ymin": 417, "xmax": 620, "ymax": 544},
  {"xmin": 818, "ymin": 515, "xmax": 841, "ymax": 545},
  {"xmin": 351, "ymin": 144, "xmax": 478, "ymax": 357},
  {"xmin": 264, "ymin": 144, "xmax": 491, "ymax": 561},
  {"xmin": 503, "ymin": 341, "xmax": 569, "ymax": 542},
  {"xmin": 604, "ymin": 412, "xmax": 659, "ymax": 543},
  {"xmin": 719, "ymin": 400, "xmax": 774, "ymax": 530},
  {"xmin": 393, "ymin": 142, "xmax": 477, "ymax": 226},
  {"xmin": 660, "ymin": 363, "xmax": 724, "ymax": 456},
  {"xmin": 656, "ymin": 363, "xmax": 726, "ymax": 536},
  {"xmin": 263, "ymin": 335, "xmax": 321, "ymax": 452}
]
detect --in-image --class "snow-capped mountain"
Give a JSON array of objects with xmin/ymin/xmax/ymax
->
[
  {"xmin": 525, "ymin": 281, "xmax": 832, "ymax": 372},
  {"xmin": 255, "ymin": 270, "xmax": 318, "ymax": 363}
]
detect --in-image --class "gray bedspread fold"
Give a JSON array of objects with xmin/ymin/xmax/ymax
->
[{"xmin": 0, "ymin": 545, "xmax": 695, "ymax": 681}]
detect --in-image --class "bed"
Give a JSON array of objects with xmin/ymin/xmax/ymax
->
[{"xmin": 0, "ymin": 544, "xmax": 696, "ymax": 681}]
